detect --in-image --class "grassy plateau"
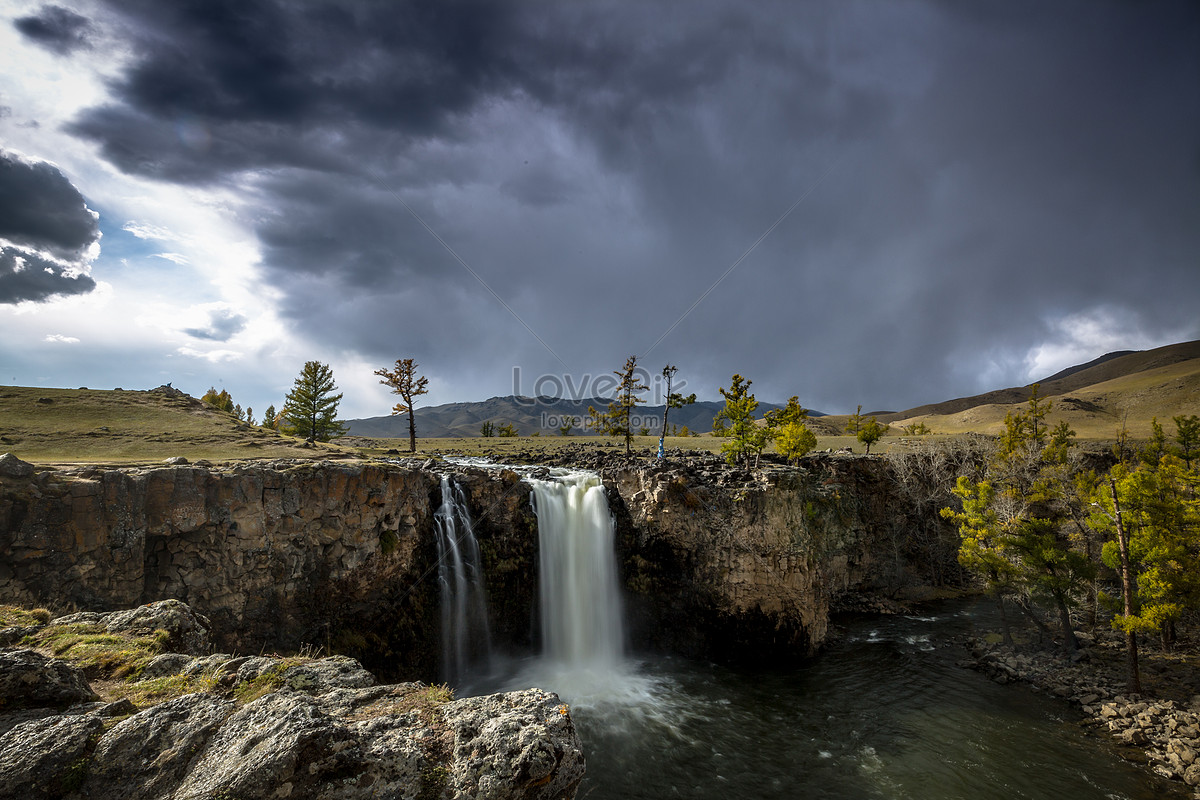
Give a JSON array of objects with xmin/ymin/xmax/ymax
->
[{"xmin": 2, "ymin": 343, "xmax": 1196, "ymax": 466}]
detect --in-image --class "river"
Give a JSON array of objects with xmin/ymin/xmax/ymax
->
[
  {"xmin": 451, "ymin": 463, "xmax": 1182, "ymax": 798},
  {"xmin": 469, "ymin": 600, "xmax": 1184, "ymax": 799}
]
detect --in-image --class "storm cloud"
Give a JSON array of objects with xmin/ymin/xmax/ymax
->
[
  {"xmin": 13, "ymin": 4, "xmax": 93, "ymax": 55},
  {"xmin": 16, "ymin": 0, "xmax": 1200, "ymax": 411},
  {"xmin": 182, "ymin": 307, "xmax": 248, "ymax": 342},
  {"xmin": 0, "ymin": 150, "xmax": 98, "ymax": 303}
]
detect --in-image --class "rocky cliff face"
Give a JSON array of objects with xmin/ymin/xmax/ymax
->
[
  {"xmin": 0, "ymin": 457, "xmax": 539, "ymax": 681},
  {"xmin": 603, "ymin": 452, "xmax": 961, "ymax": 660},
  {"xmin": 0, "ymin": 451, "xmax": 958, "ymax": 675}
]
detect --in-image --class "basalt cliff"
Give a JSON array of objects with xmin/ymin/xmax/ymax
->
[{"xmin": 0, "ymin": 450, "xmax": 961, "ymax": 674}]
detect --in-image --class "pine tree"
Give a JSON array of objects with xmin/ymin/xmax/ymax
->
[
  {"xmin": 201, "ymin": 387, "xmax": 234, "ymax": 414},
  {"xmin": 1174, "ymin": 414, "xmax": 1200, "ymax": 469},
  {"xmin": 764, "ymin": 396, "xmax": 808, "ymax": 429},
  {"xmin": 281, "ymin": 361, "xmax": 348, "ymax": 442},
  {"xmin": 845, "ymin": 405, "xmax": 863, "ymax": 435},
  {"xmin": 262, "ymin": 404, "xmax": 278, "ymax": 430},
  {"xmin": 857, "ymin": 418, "xmax": 889, "ymax": 455},
  {"xmin": 940, "ymin": 385, "xmax": 1088, "ymax": 652},
  {"xmin": 375, "ymin": 358, "xmax": 429, "ymax": 453},
  {"xmin": 1142, "ymin": 418, "xmax": 1169, "ymax": 467},
  {"xmin": 1094, "ymin": 457, "xmax": 1200, "ymax": 658},
  {"xmin": 595, "ymin": 355, "xmax": 648, "ymax": 455},
  {"xmin": 1025, "ymin": 383, "xmax": 1052, "ymax": 446},
  {"xmin": 942, "ymin": 478, "xmax": 1019, "ymax": 645},
  {"xmin": 713, "ymin": 374, "xmax": 770, "ymax": 468},
  {"xmin": 776, "ymin": 420, "xmax": 817, "ymax": 463}
]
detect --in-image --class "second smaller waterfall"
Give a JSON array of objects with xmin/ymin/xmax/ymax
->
[{"xmin": 434, "ymin": 475, "xmax": 492, "ymax": 684}]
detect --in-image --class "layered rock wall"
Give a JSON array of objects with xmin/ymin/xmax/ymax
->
[
  {"xmin": 0, "ymin": 459, "xmax": 539, "ymax": 680},
  {"xmin": 605, "ymin": 453, "xmax": 960, "ymax": 660},
  {"xmin": 1, "ymin": 453, "xmax": 958, "ymax": 671}
]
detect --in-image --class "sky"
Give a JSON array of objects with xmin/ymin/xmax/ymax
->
[{"xmin": 1, "ymin": 0, "xmax": 1197, "ymax": 420}]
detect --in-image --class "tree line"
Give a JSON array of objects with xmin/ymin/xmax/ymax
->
[{"xmin": 201, "ymin": 354, "xmax": 886, "ymax": 462}]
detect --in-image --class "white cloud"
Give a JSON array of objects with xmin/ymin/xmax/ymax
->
[
  {"xmin": 123, "ymin": 222, "xmax": 177, "ymax": 241},
  {"xmin": 177, "ymin": 346, "xmax": 243, "ymax": 363},
  {"xmin": 44, "ymin": 333, "xmax": 79, "ymax": 343},
  {"xmin": 1024, "ymin": 306, "xmax": 1184, "ymax": 381},
  {"xmin": 152, "ymin": 252, "xmax": 189, "ymax": 265}
]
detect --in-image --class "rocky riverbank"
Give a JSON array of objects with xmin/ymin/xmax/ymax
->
[
  {"xmin": 961, "ymin": 626, "xmax": 1200, "ymax": 795},
  {"xmin": 0, "ymin": 599, "xmax": 585, "ymax": 800}
]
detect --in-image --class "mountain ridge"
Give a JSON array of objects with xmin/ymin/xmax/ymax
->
[
  {"xmin": 344, "ymin": 340, "xmax": 1200, "ymax": 439},
  {"xmin": 345, "ymin": 396, "xmax": 791, "ymax": 439}
]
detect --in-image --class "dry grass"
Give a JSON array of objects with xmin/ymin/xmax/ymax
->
[
  {"xmin": 0, "ymin": 385, "xmax": 355, "ymax": 465},
  {"xmin": 886, "ymin": 358, "xmax": 1200, "ymax": 441},
  {"xmin": 4, "ymin": 356, "xmax": 1194, "ymax": 467},
  {"xmin": 0, "ymin": 604, "xmax": 52, "ymax": 627},
  {"xmin": 345, "ymin": 683, "xmax": 454, "ymax": 725},
  {"xmin": 29, "ymin": 621, "xmax": 171, "ymax": 680},
  {"xmin": 11, "ymin": 608, "xmax": 337, "ymax": 709}
]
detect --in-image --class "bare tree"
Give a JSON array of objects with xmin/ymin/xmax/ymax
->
[{"xmin": 375, "ymin": 358, "xmax": 430, "ymax": 453}]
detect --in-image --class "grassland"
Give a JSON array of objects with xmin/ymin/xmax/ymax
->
[
  {"xmin": 0, "ymin": 385, "xmax": 354, "ymax": 466},
  {"xmin": 3, "ymin": 352, "xmax": 1195, "ymax": 467},
  {"xmin": 351, "ymin": 432, "xmax": 900, "ymax": 459},
  {"xmin": 880, "ymin": 357, "xmax": 1200, "ymax": 440}
]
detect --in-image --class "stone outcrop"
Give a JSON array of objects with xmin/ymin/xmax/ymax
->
[
  {"xmin": 52, "ymin": 597, "xmax": 212, "ymax": 655},
  {"xmin": 0, "ymin": 649, "xmax": 98, "ymax": 710},
  {"xmin": 0, "ymin": 603, "xmax": 585, "ymax": 800}
]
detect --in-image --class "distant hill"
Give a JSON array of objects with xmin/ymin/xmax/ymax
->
[
  {"xmin": 345, "ymin": 395, "xmax": 791, "ymax": 439},
  {"xmin": 0, "ymin": 385, "xmax": 343, "ymax": 464},
  {"xmin": 878, "ymin": 340, "xmax": 1200, "ymax": 424},
  {"xmin": 879, "ymin": 340, "xmax": 1200, "ymax": 439}
]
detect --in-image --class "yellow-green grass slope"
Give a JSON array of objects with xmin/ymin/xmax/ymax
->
[
  {"xmin": 0, "ymin": 385, "xmax": 354, "ymax": 465},
  {"xmin": 885, "ymin": 356, "xmax": 1200, "ymax": 440}
]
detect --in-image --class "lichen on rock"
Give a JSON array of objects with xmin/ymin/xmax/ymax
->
[{"xmin": 0, "ymin": 600, "xmax": 585, "ymax": 800}]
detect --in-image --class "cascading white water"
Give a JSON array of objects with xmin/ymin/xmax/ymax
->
[
  {"xmin": 454, "ymin": 462, "xmax": 654, "ymax": 709},
  {"xmin": 434, "ymin": 475, "xmax": 492, "ymax": 684},
  {"xmin": 527, "ymin": 471, "xmax": 628, "ymax": 692},
  {"xmin": 530, "ymin": 471, "xmax": 624, "ymax": 665}
]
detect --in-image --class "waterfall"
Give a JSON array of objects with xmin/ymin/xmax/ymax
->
[
  {"xmin": 434, "ymin": 475, "xmax": 492, "ymax": 684},
  {"xmin": 528, "ymin": 471, "xmax": 624, "ymax": 669}
]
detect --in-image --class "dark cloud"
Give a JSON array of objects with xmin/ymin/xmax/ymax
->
[
  {"xmin": 68, "ymin": 0, "xmax": 529, "ymax": 183},
  {"xmin": 14, "ymin": 5, "xmax": 95, "ymax": 55},
  {"xmin": 0, "ymin": 247, "xmax": 96, "ymax": 304},
  {"xmin": 56, "ymin": 0, "xmax": 1200, "ymax": 410},
  {"xmin": 183, "ymin": 308, "xmax": 248, "ymax": 342},
  {"xmin": 0, "ymin": 151, "xmax": 100, "ymax": 261},
  {"xmin": 0, "ymin": 152, "xmax": 99, "ymax": 304}
]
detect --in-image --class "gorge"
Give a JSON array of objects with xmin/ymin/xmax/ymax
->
[
  {"xmin": 0, "ymin": 450, "xmax": 952, "ymax": 680},
  {"xmin": 0, "ymin": 449, "xmax": 1188, "ymax": 798}
]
